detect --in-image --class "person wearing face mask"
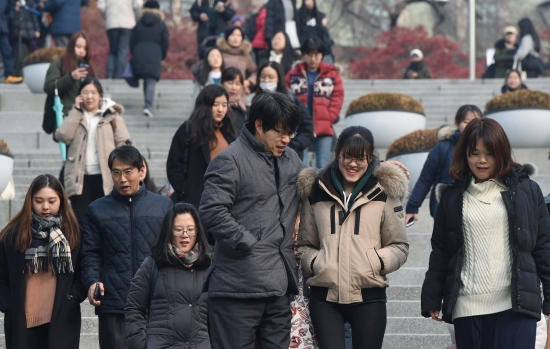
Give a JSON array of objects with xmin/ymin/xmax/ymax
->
[
  {"xmin": 0, "ymin": 174, "xmax": 84, "ymax": 349},
  {"xmin": 405, "ymin": 105, "xmax": 482, "ymax": 224},
  {"xmin": 167, "ymin": 85, "xmax": 236, "ymax": 209},
  {"xmin": 125, "ymin": 203, "xmax": 211, "ymax": 349},
  {"xmin": 217, "ymin": 26, "xmax": 257, "ymax": 95},
  {"xmin": 257, "ymin": 61, "xmax": 313, "ymax": 161},
  {"xmin": 501, "ymin": 69, "xmax": 528, "ymax": 94},
  {"xmin": 403, "ymin": 49, "xmax": 432, "ymax": 79},
  {"xmin": 192, "ymin": 47, "xmax": 226, "ymax": 107},
  {"xmin": 81, "ymin": 146, "xmax": 173, "ymax": 349},
  {"xmin": 220, "ymin": 67, "xmax": 248, "ymax": 134},
  {"xmin": 44, "ymin": 32, "xmax": 97, "ymax": 117},
  {"xmin": 296, "ymin": 126, "xmax": 409, "ymax": 349},
  {"xmin": 55, "ymin": 78, "xmax": 131, "ymax": 227}
]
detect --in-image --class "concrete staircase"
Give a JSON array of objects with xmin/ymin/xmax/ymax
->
[{"xmin": 2, "ymin": 78, "xmax": 550, "ymax": 349}]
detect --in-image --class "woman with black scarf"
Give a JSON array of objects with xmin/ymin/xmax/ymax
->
[
  {"xmin": 0, "ymin": 174, "xmax": 84, "ymax": 349},
  {"xmin": 403, "ymin": 49, "xmax": 432, "ymax": 79}
]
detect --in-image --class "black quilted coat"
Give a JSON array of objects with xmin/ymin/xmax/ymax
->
[
  {"xmin": 421, "ymin": 165, "xmax": 550, "ymax": 323},
  {"xmin": 81, "ymin": 185, "xmax": 173, "ymax": 315},
  {"xmin": 125, "ymin": 257, "xmax": 210, "ymax": 349}
]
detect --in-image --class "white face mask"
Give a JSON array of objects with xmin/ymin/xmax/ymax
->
[{"xmin": 259, "ymin": 81, "xmax": 278, "ymax": 92}]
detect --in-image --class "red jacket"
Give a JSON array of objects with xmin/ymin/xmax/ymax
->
[
  {"xmin": 251, "ymin": 8, "xmax": 268, "ymax": 50},
  {"xmin": 285, "ymin": 62, "xmax": 344, "ymax": 137}
]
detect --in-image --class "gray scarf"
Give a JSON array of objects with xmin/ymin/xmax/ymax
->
[
  {"xmin": 25, "ymin": 213, "xmax": 73, "ymax": 275},
  {"xmin": 168, "ymin": 243, "xmax": 201, "ymax": 268}
]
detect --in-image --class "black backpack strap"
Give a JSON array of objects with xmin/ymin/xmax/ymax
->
[
  {"xmin": 182, "ymin": 120, "xmax": 191, "ymax": 179},
  {"xmin": 147, "ymin": 257, "xmax": 158, "ymax": 319}
]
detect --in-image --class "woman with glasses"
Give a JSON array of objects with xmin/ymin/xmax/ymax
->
[
  {"xmin": 167, "ymin": 85, "xmax": 236, "ymax": 212},
  {"xmin": 125, "ymin": 203, "xmax": 211, "ymax": 349},
  {"xmin": 55, "ymin": 78, "xmax": 131, "ymax": 226},
  {"xmin": 296, "ymin": 126, "xmax": 409, "ymax": 349}
]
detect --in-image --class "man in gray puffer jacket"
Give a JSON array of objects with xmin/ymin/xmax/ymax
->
[{"xmin": 200, "ymin": 90, "xmax": 304, "ymax": 349}]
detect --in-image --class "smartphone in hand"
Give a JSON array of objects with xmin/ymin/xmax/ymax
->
[
  {"xmin": 79, "ymin": 63, "xmax": 89, "ymax": 71},
  {"xmin": 93, "ymin": 283, "xmax": 103, "ymax": 300},
  {"xmin": 406, "ymin": 217, "xmax": 415, "ymax": 228}
]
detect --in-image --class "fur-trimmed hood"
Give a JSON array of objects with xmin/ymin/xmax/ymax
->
[
  {"xmin": 217, "ymin": 37, "xmax": 253, "ymax": 55},
  {"xmin": 297, "ymin": 162, "xmax": 409, "ymax": 202},
  {"xmin": 437, "ymin": 126, "xmax": 456, "ymax": 141},
  {"xmin": 141, "ymin": 8, "xmax": 165, "ymax": 22},
  {"xmin": 435, "ymin": 163, "xmax": 537, "ymax": 203}
]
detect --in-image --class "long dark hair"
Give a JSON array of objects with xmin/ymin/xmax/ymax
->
[
  {"xmin": 257, "ymin": 61, "xmax": 289, "ymax": 94},
  {"xmin": 0, "ymin": 175, "xmax": 80, "ymax": 252},
  {"xmin": 330, "ymin": 126, "xmax": 379, "ymax": 170},
  {"xmin": 454, "ymin": 105, "xmax": 482, "ymax": 126},
  {"xmin": 270, "ymin": 31, "xmax": 301, "ymax": 74},
  {"xmin": 150, "ymin": 203, "xmax": 211, "ymax": 268},
  {"xmin": 450, "ymin": 118, "xmax": 520, "ymax": 181},
  {"xmin": 189, "ymin": 85, "xmax": 235, "ymax": 146},
  {"xmin": 61, "ymin": 32, "xmax": 96, "ymax": 76},
  {"xmin": 197, "ymin": 47, "xmax": 225, "ymax": 86},
  {"xmin": 518, "ymin": 18, "xmax": 541, "ymax": 52},
  {"xmin": 142, "ymin": 156, "xmax": 159, "ymax": 194}
]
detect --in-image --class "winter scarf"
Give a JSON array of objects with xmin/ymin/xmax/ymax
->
[
  {"xmin": 407, "ymin": 60, "xmax": 426, "ymax": 72},
  {"xmin": 168, "ymin": 242, "xmax": 201, "ymax": 268},
  {"xmin": 25, "ymin": 213, "xmax": 73, "ymax": 275}
]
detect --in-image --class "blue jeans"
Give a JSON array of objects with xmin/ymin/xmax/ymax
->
[
  {"xmin": 314, "ymin": 136, "xmax": 333, "ymax": 169},
  {"xmin": 106, "ymin": 28, "xmax": 131, "ymax": 79},
  {"xmin": 144, "ymin": 77, "xmax": 157, "ymax": 109},
  {"xmin": 0, "ymin": 33, "xmax": 14, "ymax": 77}
]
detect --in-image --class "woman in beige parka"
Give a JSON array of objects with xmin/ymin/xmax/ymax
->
[
  {"xmin": 296, "ymin": 125, "xmax": 409, "ymax": 349},
  {"xmin": 55, "ymin": 78, "xmax": 131, "ymax": 226}
]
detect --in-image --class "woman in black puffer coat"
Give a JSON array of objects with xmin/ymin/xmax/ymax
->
[
  {"xmin": 130, "ymin": 0, "xmax": 169, "ymax": 117},
  {"xmin": 421, "ymin": 118, "xmax": 550, "ymax": 348},
  {"xmin": 125, "ymin": 203, "xmax": 211, "ymax": 349}
]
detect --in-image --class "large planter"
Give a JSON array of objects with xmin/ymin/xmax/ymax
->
[
  {"xmin": 386, "ymin": 150, "xmax": 430, "ymax": 191},
  {"xmin": 23, "ymin": 63, "xmax": 50, "ymax": 94},
  {"xmin": 485, "ymin": 108, "xmax": 550, "ymax": 148},
  {"xmin": 345, "ymin": 110, "xmax": 426, "ymax": 148},
  {"xmin": 0, "ymin": 152, "xmax": 14, "ymax": 194}
]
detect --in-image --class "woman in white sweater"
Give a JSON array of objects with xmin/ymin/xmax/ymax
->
[{"xmin": 421, "ymin": 118, "xmax": 550, "ymax": 349}]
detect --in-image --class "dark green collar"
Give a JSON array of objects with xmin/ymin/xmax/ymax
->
[{"xmin": 330, "ymin": 161, "xmax": 377, "ymax": 211}]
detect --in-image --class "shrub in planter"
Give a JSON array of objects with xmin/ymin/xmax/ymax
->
[
  {"xmin": 0, "ymin": 139, "xmax": 14, "ymax": 195},
  {"xmin": 346, "ymin": 92, "xmax": 425, "ymax": 115},
  {"xmin": 484, "ymin": 90, "xmax": 550, "ymax": 149},
  {"xmin": 386, "ymin": 127, "xmax": 440, "ymax": 189},
  {"xmin": 386, "ymin": 127, "xmax": 440, "ymax": 158},
  {"xmin": 23, "ymin": 47, "xmax": 65, "ymax": 93},
  {"xmin": 345, "ymin": 92, "xmax": 426, "ymax": 148}
]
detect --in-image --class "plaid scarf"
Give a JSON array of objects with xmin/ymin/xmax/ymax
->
[
  {"xmin": 24, "ymin": 213, "xmax": 74, "ymax": 275},
  {"xmin": 168, "ymin": 243, "xmax": 201, "ymax": 268}
]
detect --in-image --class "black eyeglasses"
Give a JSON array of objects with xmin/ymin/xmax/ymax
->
[{"xmin": 272, "ymin": 128, "xmax": 295, "ymax": 138}]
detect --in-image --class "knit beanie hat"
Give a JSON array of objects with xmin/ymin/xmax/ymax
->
[
  {"xmin": 144, "ymin": 0, "xmax": 160, "ymax": 9},
  {"xmin": 409, "ymin": 49, "xmax": 424, "ymax": 59}
]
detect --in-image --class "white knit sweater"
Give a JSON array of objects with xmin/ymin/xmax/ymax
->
[{"xmin": 452, "ymin": 178, "xmax": 512, "ymax": 320}]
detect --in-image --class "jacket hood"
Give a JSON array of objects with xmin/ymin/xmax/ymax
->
[
  {"xmin": 435, "ymin": 163, "xmax": 537, "ymax": 203},
  {"xmin": 297, "ymin": 162, "xmax": 409, "ymax": 202},
  {"xmin": 141, "ymin": 8, "xmax": 165, "ymax": 25},
  {"xmin": 217, "ymin": 37, "xmax": 252, "ymax": 55},
  {"xmin": 437, "ymin": 126, "xmax": 455, "ymax": 141},
  {"xmin": 102, "ymin": 99, "xmax": 125, "ymax": 116}
]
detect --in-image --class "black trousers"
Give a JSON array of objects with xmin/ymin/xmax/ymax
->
[
  {"xmin": 209, "ymin": 295, "xmax": 292, "ymax": 349},
  {"xmin": 98, "ymin": 314, "xmax": 127, "ymax": 349},
  {"xmin": 309, "ymin": 297, "xmax": 387, "ymax": 349},
  {"xmin": 70, "ymin": 174, "xmax": 104, "ymax": 227},
  {"xmin": 27, "ymin": 323, "xmax": 49, "ymax": 349},
  {"xmin": 454, "ymin": 309, "xmax": 536, "ymax": 349}
]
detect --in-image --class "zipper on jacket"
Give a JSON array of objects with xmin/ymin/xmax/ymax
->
[{"xmin": 130, "ymin": 197, "xmax": 136, "ymax": 276}]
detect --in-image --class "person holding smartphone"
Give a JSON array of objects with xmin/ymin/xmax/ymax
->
[
  {"xmin": 44, "ymin": 31, "xmax": 97, "ymax": 116},
  {"xmin": 55, "ymin": 78, "xmax": 131, "ymax": 226}
]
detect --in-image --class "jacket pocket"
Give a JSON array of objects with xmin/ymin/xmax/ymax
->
[
  {"xmin": 312, "ymin": 249, "xmax": 325, "ymax": 276},
  {"xmin": 366, "ymin": 248, "xmax": 381, "ymax": 279}
]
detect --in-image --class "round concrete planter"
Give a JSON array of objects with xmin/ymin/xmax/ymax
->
[
  {"xmin": 386, "ymin": 150, "xmax": 430, "ymax": 190},
  {"xmin": 345, "ymin": 110, "xmax": 426, "ymax": 148},
  {"xmin": 0, "ymin": 152, "xmax": 14, "ymax": 195},
  {"xmin": 485, "ymin": 108, "xmax": 550, "ymax": 148},
  {"xmin": 23, "ymin": 63, "xmax": 51, "ymax": 94}
]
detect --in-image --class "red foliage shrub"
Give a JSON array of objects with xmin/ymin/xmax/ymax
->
[
  {"xmin": 81, "ymin": 2, "xmax": 199, "ymax": 79},
  {"xmin": 348, "ymin": 26, "xmax": 486, "ymax": 79}
]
